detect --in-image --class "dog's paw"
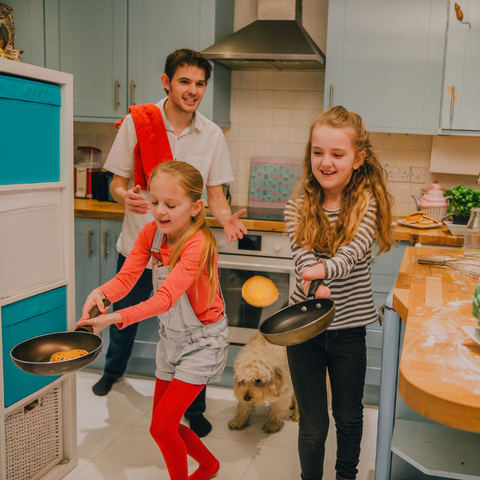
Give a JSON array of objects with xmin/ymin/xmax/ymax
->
[
  {"xmin": 261, "ymin": 420, "xmax": 284, "ymax": 433},
  {"xmin": 289, "ymin": 409, "xmax": 300, "ymax": 422},
  {"xmin": 228, "ymin": 417, "xmax": 249, "ymax": 431}
]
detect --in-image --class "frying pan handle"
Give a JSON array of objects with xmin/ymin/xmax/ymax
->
[
  {"xmin": 74, "ymin": 298, "xmax": 111, "ymax": 333},
  {"xmin": 307, "ymin": 279, "xmax": 325, "ymax": 299}
]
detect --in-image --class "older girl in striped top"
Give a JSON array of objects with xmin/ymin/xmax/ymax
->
[{"xmin": 284, "ymin": 106, "xmax": 394, "ymax": 480}]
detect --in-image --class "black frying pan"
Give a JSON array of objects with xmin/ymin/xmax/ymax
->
[
  {"xmin": 259, "ymin": 280, "xmax": 335, "ymax": 346},
  {"xmin": 10, "ymin": 299, "xmax": 110, "ymax": 376}
]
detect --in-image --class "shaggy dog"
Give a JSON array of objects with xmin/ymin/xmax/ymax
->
[{"xmin": 228, "ymin": 333, "xmax": 299, "ymax": 433}]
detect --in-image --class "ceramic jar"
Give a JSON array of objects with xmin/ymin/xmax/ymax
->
[{"xmin": 419, "ymin": 181, "xmax": 448, "ymax": 220}]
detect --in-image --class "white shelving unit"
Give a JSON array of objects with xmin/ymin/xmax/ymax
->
[{"xmin": 0, "ymin": 60, "xmax": 77, "ymax": 480}]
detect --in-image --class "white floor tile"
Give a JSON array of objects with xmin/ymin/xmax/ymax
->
[
  {"xmin": 262, "ymin": 417, "xmax": 299, "ymax": 449},
  {"xmin": 241, "ymin": 444, "xmax": 301, "ymax": 480},
  {"xmin": 76, "ymin": 372, "xmax": 153, "ymax": 424},
  {"xmin": 202, "ymin": 436, "xmax": 263, "ymax": 480},
  {"xmin": 363, "ymin": 406, "xmax": 379, "ymax": 427},
  {"xmin": 357, "ymin": 457, "xmax": 376, "ymax": 480},
  {"xmin": 76, "ymin": 417, "xmax": 131, "ymax": 458},
  {"xmin": 67, "ymin": 458, "xmax": 170, "ymax": 480},
  {"xmin": 359, "ymin": 425, "xmax": 378, "ymax": 460},
  {"xmin": 69, "ymin": 372, "xmax": 379, "ymax": 480},
  {"xmin": 96, "ymin": 425, "xmax": 165, "ymax": 468}
]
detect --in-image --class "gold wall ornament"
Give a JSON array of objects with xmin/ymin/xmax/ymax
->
[
  {"xmin": 455, "ymin": 3, "xmax": 472, "ymax": 28},
  {"xmin": 0, "ymin": 3, "xmax": 23, "ymax": 61}
]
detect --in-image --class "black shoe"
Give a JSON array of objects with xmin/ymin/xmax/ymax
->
[
  {"xmin": 92, "ymin": 375, "xmax": 116, "ymax": 396},
  {"xmin": 187, "ymin": 414, "xmax": 212, "ymax": 438}
]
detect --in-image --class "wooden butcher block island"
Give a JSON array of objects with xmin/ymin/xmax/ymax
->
[{"xmin": 393, "ymin": 247, "xmax": 480, "ymax": 433}]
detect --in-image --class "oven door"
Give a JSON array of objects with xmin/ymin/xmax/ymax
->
[{"xmin": 217, "ymin": 254, "xmax": 295, "ymax": 345}]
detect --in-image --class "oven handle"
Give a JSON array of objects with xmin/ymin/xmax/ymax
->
[{"xmin": 218, "ymin": 259, "xmax": 295, "ymax": 272}]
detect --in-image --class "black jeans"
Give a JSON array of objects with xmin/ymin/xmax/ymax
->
[
  {"xmin": 287, "ymin": 326, "xmax": 367, "ymax": 480},
  {"xmin": 104, "ymin": 253, "xmax": 206, "ymax": 416}
]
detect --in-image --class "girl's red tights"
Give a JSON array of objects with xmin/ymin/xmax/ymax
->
[{"xmin": 150, "ymin": 378, "xmax": 220, "ymax": 480}]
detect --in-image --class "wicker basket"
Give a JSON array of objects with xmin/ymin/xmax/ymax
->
[{"xmin": 4, "ymin": 386, "xmax": 63, "ymax": 480}]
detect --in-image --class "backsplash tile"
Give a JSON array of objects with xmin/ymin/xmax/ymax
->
[{"xmin": 76, "ymin": 70, "xmax": 479, "ymax": 220}]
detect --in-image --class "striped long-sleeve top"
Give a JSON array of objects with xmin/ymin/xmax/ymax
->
[{"xmin": 284, "ymin": 197, "xmax": 378, "ymax": 330}]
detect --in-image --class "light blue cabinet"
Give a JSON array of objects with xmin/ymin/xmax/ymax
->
[
  {"xmin": 364, "ymin": 241, "xmax": 408, "ymax": 405},
  {"xmin": 325, "ymin": 0, "xmax": 448, "ymax": 134},
  {"xmin": 6, "ymin": 0, "xmax": 46, "ymax": 67},
  {"xmin": 44, "ymin": 0, "xmax": 128, "ymax": 120},
  {"xmin": 441, "ymin": 0, "xmax": 480, "ymax": 132},
  {"xmin": 74, "ymin": 218, "xmax": 122, "ymax": 321},
  {"xmin": 41, "ymin": 0, "xmax": 233, "ymax": 125},
  {"xmin": 74, "ymin": 217, "xmax": 159, "ymax": 376}
]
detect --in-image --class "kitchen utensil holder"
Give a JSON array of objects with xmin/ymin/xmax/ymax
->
[{"xmin": 4, "ymin": 385, "xmax": 63, "ymax": 480}]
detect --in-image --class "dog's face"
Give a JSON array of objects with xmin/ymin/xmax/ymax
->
[{"xmin": 233, "ymin": 365, "xmax": 284, "ymax": 405}]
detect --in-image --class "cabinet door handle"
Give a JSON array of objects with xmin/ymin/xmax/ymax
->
[
  {"xmin": 103, "ymin": 230, "xmax": 109, "ymax": 259},
  {"xmin": 88, "ymin": 229, "xmax": 94, "ymax": 258},
  {"xmin": 450, "ymin": 85, "xmax": 455, "ymax": 119},
  {"xmin": 329, "ymin": 84, "xmax": 333, "ymax": 109},
  {"xmin": 131, "ymin": 80, "xmax": 136, "ymax": 106},
  {"xmin": 115, "ymin": 80, "xmax": 120, "ymax": 109}
]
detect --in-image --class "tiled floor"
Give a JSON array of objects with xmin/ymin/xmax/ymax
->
[{"xmin": 63, "ymin": 371, "xmax": 377, "ymax": 480}]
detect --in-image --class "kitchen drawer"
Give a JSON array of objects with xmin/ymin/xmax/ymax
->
[
  {"xmin": 1, "ymin": 287, "xmax": 66, "ymax": 407},
  {"xmin": 0, "ymin": 74, "xmax": 60, "ymax": 185},
  {"xmin": 371, "ymin": 245, "xmax": 396, "ymax": 276},
  {"xmin": 371, "ymin": 273, "xmax": 396, "ymax": 294},
  {"xmin": 366, "ymin": 329, "xmax": 383, "ymax": 349},
  {"xmin": 0, "ymin": 188, "xmax": 64, "ymax": 299},
  {"xmin": 365, "ymin": 366, "xmax": 381, "ymax": 386},
  {"xmin": 367, "ymin": 346, "xmax": 382, "ymax": 369}
]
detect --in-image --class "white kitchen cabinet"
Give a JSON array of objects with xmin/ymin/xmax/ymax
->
[
  {"xmin": 430, "ymin": 135, "xmax": 480, "ymax": 175},
  {"xmin": 441, "ymin": 0, "xmax": 480, "ymax": 133},
  {"xmin": 325, "ymin": 0, "xmax": 448, "ymax": 134},
  {"xmin": 0, "ymin": 61, "xmax": 77, "ymax": 480},
  {"xmin": 42, "ymin": 0, "xmax": 234, "ymax": 126}
]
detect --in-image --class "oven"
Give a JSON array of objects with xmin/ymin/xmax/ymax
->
[{"xmin": 212, "ymin": 228, "xmax": 295, "ymax": 345}]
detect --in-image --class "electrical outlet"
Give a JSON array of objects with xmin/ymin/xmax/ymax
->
[
  {"xmin": 385, "ymin": 166, "xmax": 411, "ymax": 182},
  {"xmin": 410, "ymin": 167, "xmax": 427, "ymax": 184}
]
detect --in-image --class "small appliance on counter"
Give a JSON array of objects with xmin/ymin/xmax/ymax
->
[{"xmin": 74, "ymin": 146, "xmax": 102, "ymax": 199}]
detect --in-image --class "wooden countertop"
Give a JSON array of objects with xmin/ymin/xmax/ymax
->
[
  {"xmin": 74, "ymin": 199, "xmax": 464, "ymax": 244},
  {"xmin": 393, "ymin": 247, "xmax": 480, "ymax": 433},
  {"xmin": 74, "ymin": 199, "xmax": 285, "ymax": 232}
]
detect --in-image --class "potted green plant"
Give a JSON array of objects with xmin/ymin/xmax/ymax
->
[{"xmin": 444, "ymin": 185, "xmax": 480, "ymax": 224}]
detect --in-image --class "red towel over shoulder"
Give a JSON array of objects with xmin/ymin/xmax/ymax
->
[{"xmin": 115, "ymin": 104, "xmax": 173, "ymax": 189}]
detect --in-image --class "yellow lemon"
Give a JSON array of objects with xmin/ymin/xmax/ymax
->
[{"xmin": 242, "ymin": 276, "xmax": 279, "ymax": 307}]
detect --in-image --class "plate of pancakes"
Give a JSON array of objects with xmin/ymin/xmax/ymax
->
[{"xmin": 397, "ymin": 212, "xmax": 443, "ymax": 229}]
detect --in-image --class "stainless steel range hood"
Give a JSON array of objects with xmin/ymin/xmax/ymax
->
[{"xmin": 201, "ymin": 0, "xmax": 325, "ymax": 71}]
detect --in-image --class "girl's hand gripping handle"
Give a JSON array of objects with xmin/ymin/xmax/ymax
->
[
  {"xmin": 307, "ymin": 279, "xmax": 325, "ymax": 299},
  {"xmin": 75, "ymin": 298, "xmax": 111, "ymax": 333}
]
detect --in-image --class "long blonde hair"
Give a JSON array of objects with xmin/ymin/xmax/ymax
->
[
  {"xmin": 148, "ymin": 161, "xmax": 217, "ymax": 305},
  {"xmin": 292, "ymin": 106, "xmax": 394, "ymax": 255}
]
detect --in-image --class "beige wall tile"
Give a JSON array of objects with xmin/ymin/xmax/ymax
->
[
  {"xmin": 273, "ymin": 108, "xmax": 290, "ymax": 125},
  {"xmin": 256, "ymin": 108, "xmax": 273, "ymax": 125},
  {"xmin": 239, "ymin": 89, "xmax": 256, "ymax": 107}
]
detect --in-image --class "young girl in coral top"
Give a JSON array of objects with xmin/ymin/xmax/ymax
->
[
  {"xmin": 284, "ymin": 106, "xmax": 394, "ymax": 480},
  {"xmin": 76, "ymin": 161, "xmax": 228, "ymax": 480}
]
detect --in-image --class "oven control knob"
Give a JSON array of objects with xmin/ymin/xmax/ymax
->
[
  {"xmin": 217, "ymin": 239, "xmax": 226, "ymax": 248},
  {"xmin": 273, "ymin": 242, "xmax": 283, "ymax": 252}
]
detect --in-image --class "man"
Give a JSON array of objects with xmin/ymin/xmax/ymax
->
[{"xmin": 94, "ymin": 49, "xmax": 247, "ymax": 438}]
